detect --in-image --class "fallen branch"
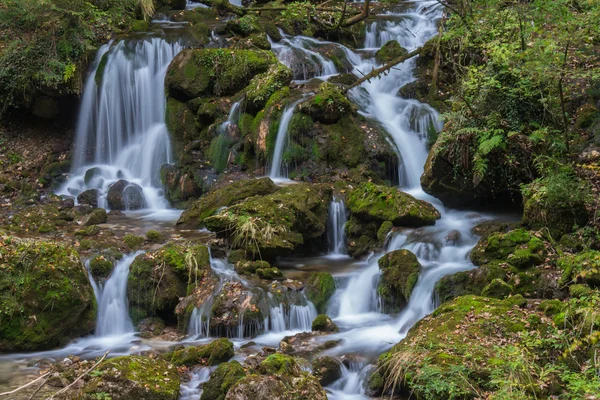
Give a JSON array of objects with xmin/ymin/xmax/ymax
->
[
  {"xmin": 46, "ymin": 351, "xmax": 110, "ymax": 400},
  {"xmin": 342, "ymin": 47, "xmax": 421, "ymax": 93},
  {"xmin": 0, "ymin": 373, "xmax": 50, "ymax": 397},
  {"xmin": 341, "ymin": 0, "xmax": 369, "ymax": 27},
  {"xmin": 28, "ymin": 374, "xmax": 50, "ymax": 400}
]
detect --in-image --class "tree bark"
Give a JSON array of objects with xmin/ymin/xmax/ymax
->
[{"xmin": 341, "ymin": 0, "xmax": 370, "ymax": 27}]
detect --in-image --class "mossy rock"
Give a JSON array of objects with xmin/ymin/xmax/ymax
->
[
  {"xmin": 225, "ymin": 14, "xmax": 263, "ymax": 36},
  {"xmin": 83, "ymin": 208, "xmax": 107, "ymax": 226},
  {"xmin": 305, "ymin": 272, "xmax": 336, "ymax": 314},
  {"xmin": 123, "ymin": 234, "xmax": 145, "ymax": 250},
  {"xmin": 166, "ymin": 48, "xmax": 276, "ymax": 100},
  {"xmin": 312, "ymin": 356, "xmax": 342, "ymax": 386},
  {"xmin": 82, "ymin": 356, "xmax": 179, "ymax": 400},
  {"xmin": 258, "ymin": 354, "xmax": 302, "ymax": 376},
  {"xmin": 299, "ymin": 82, "xmax": 353, "ymax": 124},
  {"xmin": 131, "ymin": 20, "xmax": 150, "ymax": 32},
  {"xmin": 128, "ymin": 242, "xmax": 211, "ymax": 323},
  {"xmin": 88, "ymin": 254, "xmax": 114, "ymax": 279},
  {"xmin": 244, "ymin": 63, "xmax": 293, "ymax": 113},
  {"xmin": 146, "ymin": 229, "xmax": 166, "ymax": 243},
  {"xmin": 347, "ymin": 182, "xmax": 440, "ymax": 227},
  {"xmin": 210, "ymin": 282, "xmax": 264, "ymax": 337},
  {"xmin": 311, "ymin": 314, "xmax": 338, "ymax": 332},
  {"xmin": 558, "ymin": 250, "xmax": 600, "ymax": 287},
  {"xmin": 321, "ymin": 115, "xmax": 368, "ymax": 168},
  {"xmin": 481, "ymin": 278, "xmax": 513, "ymax": 298},
  {"xmin": 0, "ymin": 237, "xmax": 96, "ymax": 351},
  {"xmin": 170, "ymin": 338, "xmax": 234, "ymax": 366},
  {"xmin": 200, "ymin": 360, "xmax": 247, "ymax": 400},
  {"xmin": 470, "ymin": 228, "xmax": 545, "ymax": 269},
  {"xmin": 377, "ymin": 221, "xmax": 394, "ymax": 243},
  {"xmin": 204, "ymin": 183, "xmax": 331, "ymax": 259},
  {"xmin": 375, "ymin": 40, "xmax": 408, "ymax": 63},
  {"xmin": 165, "ymin": 98, "xmax": 197, "ymax": 161},
  {"xmin": 177, "ymin": 177, "xmax": 279, "ymax": 228},
  {"xmin": 256, "ymin": 266, "xmax": 285, "ymax": 280},
  {"xmin": 378, "ymin": 249, "xmax": 421, "ymax": 312}
]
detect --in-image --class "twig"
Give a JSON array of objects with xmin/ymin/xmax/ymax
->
[
  {"xmin": 46, "ymin": 351, "xmax": 110, "ymax": 399},
  {"xmin": 28, "ymin": 374, "xmax": 50, "ymax": 400},
  {"xmin": 0, "ymin": 373, "xmax": 50, "ymax": 396}
]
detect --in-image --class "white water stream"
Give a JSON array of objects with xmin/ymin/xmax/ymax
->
[
  {"xmin": 328, "ymin": 197, "xmax": 349, "ymax": 257},
  {"xmin": 58, "ymin": 38, "xmax": 183, "ymax": 220},
  {"xmin": 268, "ymin": 98, "xmax": 305, "ymax": 181}
]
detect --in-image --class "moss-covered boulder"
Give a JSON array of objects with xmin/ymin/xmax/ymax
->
[
  {"xmin": 0, "ymin": 237, "xmax": 96, "ymax": 351},
  {"xmin": 375, "ymin": 40, "xmax": 408, "ymax": 63},
  {"xmin": 128, "ymin": 242, "xmax": 211, "ymax": 323},
  {"xmin": 305, "ymin": 272, "xmax": 336, "ymax": 314},
  {"xmin": 378, "ymin": 250, "xmax": 421, "ymax": 312},
  {"xmin": 244, "ymin": 63, "xmax": 293, "ymax": 113},
  {"xmin": 374, "ymin": 294, "xmax": 600, "ymax": 399},
  {"xmin": 88, "ymin": 253, "xmax": 114, "ymax": 279},
  {"xmin": 312, "ymin": 356, "xmax": 342, "ymax": 386},
  {"xmin": 436, "ymin": 229, "xmax": 558, "ymax": 303},
  {"xmin": 201, "ymin": 360, "xmax": 247, "ymax": 400},
  {"xmin": 170, "ymin": 338, "xmax": 234, "ymax": 366},
  {"xmin": 81, "ymin": 356, "xmax": 179, "ymax": 400},
  {"xmin": 210, "ymin": 282, "xmax": 264, "ymax": 337},
  {"xmin": 299, "ymin": 82, "xmax": 353, "ymax": 124},
  {"xmin": 311, "ymin": 314, "xmax": 338, "ymax": 332},
  {"xmin": 177, "ymin": 177, "xmax": 279, "ymax": 228},
  {"xmin": 83, "ymin": 208, "xmax": 107, "ymax": 226},
  {"xmin": 166, "ymin": 48, "xmax": 276, "ymax": 100},
  {"xmin": 204, "ymin": 183, "xmax": 332, "ymax": 259},
  {"xmin": 347, "ymin": 182, "xmax": 440, "ymax": 226},
  {"xmin": 226, "ymin": 354, "xmax": 328, "ymax": 399},
  {"xmin": 558, "ymin": 250, "xmax": 600, "ymax": 288}
]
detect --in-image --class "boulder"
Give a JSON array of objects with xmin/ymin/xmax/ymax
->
[
  {"xmin": 305, "ymin": 272, "xmax": 336, "ymax": 314},
  {"xmin": 177, "ymin": 177, "xmax": 279, "ymax": 228},
  {"xmin": 82, "ymin": 356, "xmax": 180, "ymax": 400},
  {"xmin": 128, "ymin": 242, "xmax": 211, "ymax": 323},
  {"xmin": 312, "ymin": 356, "xmax": 342, "ymax": 386},
  {"xmin": 88, "ymin": 253, "xmax": 114, "ymax": 279},
  {"xmin": 170, "ymin": 338, "xmax": 234, "ymax": 366},
  {"xmin": 106, "ymin": 179, "xmax": 145, "ymax": 210},
  {"xmin": 375, "ymin": 40, "xmax": 408, "ymax": 63},
  {"xmin": 83, "ymin": 208, "xmax": 107, "ymax": 226},
  {"xmin": 378, "ymin": 250, "xmax": 421, "ymax": 312},
  {"xmin": 0, "ymin": 237, "xmax": 95, "ymax": 351},
  {"xmin": 201, "ymin": 361, "xmax": 247, "ymax": 400},
  {"xmin": 244, "ymin": 63, "xmax": 294, "ymax": 113},
  {"xmin": 347, "ymin": 182, "xmax": 440, "ymax": 226},
  {"xmin": 77, "ymin": 188, "xmax": 100, "ymax": 207},
  {"xmin": 311, "ymin": 314, "xmax": 338, "ymax": 333},
  {"xmin": 299, "ymin": 82, "xmax": 353, "ymax": 124},
  {"xmin": 210, "ymin": 282, "xmax": 264, "ymax": 337}
]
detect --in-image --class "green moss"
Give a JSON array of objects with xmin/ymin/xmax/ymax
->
[
  {"xmin": 377, "ymin": 221, "xmax": 394, "ymax": 243},
  {"xmin": 84, "ymin": 208, "xmax": 107, "ymax": 226},
  {"xmin": 375, "ymin": 40, "xmax": 408, "ymax": 63},
  {"xmin": 131, "ymin": 19, "xmax": 150, "ymax": 32},
  {"xmin": 244, "ymin": 63, "xmax": 293, "ymax": 113},
  {"xmin": 259, "ymin": 354, "xmax": 301, "ymax": 376},
  {"xmin": 146, "ymin": 230, "xmax": 166, "ymax": 243},
  {"xmin": 0, "ymin": 237, "xmax": 96, "ymax": 351},
  {"xmin": 123, "ymin": 234, "xmax": 145, "ymax": 250},
  {"xmin": 256, "ymin": 267, "xmax": 285, "ymax": 280},
  {"xmin": 170, "ymin": 338, "xmax": 234, "ymax": 366},
  {"xmin": 311, "ymin": 314, "xmax": 338, "ymax": 332},
  {"xmin": 305, "ymin": 272, "xmax": 336, "ymax": 314},
  {"xmin": 89, "ymin": 254, "xmax": 113, "ymax": 279},
  {"xmin": 299, "ymin": 82, "xmax": 352, "ymax": 124},
  {"xmin": 558, "ymin": 250, "xmax": 600, "ymax": 287},
  {"xmin": 201, "ymin": 361, "xmax": 246, "ymax": 400},
  {"xmin": 347, "ymin": 182, "xmax": 440, "ymax": 226},
  {"xmin": 378, "ymin": 249, "xmax": 421, "ymax": 311},
  {"xmin": 322, "ymin": 115, "xmax": 366, "ymax": 168}
]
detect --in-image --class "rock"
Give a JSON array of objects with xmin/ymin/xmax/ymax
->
[
  {"xmin": 0, "ymin": 237, "xmax": 95, "ymax": 351},
  {"xmin": 106, "ymin": 179, "xmax": 145, "ymax": 210},
  {"xmin": 305, "ymin": 272, "xmax": 336, "ymax": 314},
  {"xmin": 445, "ymin": 230, "xmax": 461, "ymax": 246},
  {"xmin": 84, "ymin": 167, "xmax": 103, "ymax": 185},
  {"xmin": 146, "ymin": 229, "xmax": 166, "ymax": 243},
  {"xmin": 177, "ymin": 177, "xmax": 279, "ymax": 228},
  {"xmin": 299, "ymin": 82, "xmax": 353, "ymax": 124},
  {"xmin": 160, "ymin": 164, "xmax": 203, "ymax": 207},
  {"xmin": 59, "ymin": 197, "xmax": 75, "ymax": 210},
  {"xmin": 138, "ymin": 317, "xmax": 166, "ymax": 338},
  {"xmin": 31, "ymin": 96, "xmax": 59, "ymax": 119},
  {"xmin": 82, "ymin": 355, "xmax": 180, "ymax": 400},
  {"xmin": 83, "ymin": 208, "xmax": 107, "ymax": 226},
  {"xmin": 256, "ymin": 266, "xmax": 285, "ymax": 280},
  {"xmin": 311, "ymin": 314, "xmax": 338, "ymax": 333},
  {"xmin": 328, "ymin": 73, "xmax": 358, "ymax": 86},
  {"xmin": 245, "ymin": 63, "xmax": 293, "ymax": 113},
  {"xmin": 225, "ymin": 375, "xmax": 287, "ymax": 399},
  {"xmin": 208, "ymin": 238, "xmax": 228, "ymax": 258},
  {"xmin": 378, "ymin": 250, "xmax": 421, "ymax": 312},
  {"xmin": 347, "ymin": 182, "xmax": 440, "ymax": 226},
  {"xmin": 128, "ymin": 242, "xmax": 211, "ymax": 323},
  {"xmin": 88, "ymin": 254, "xmax": 114, "ymax": 279},
  {"xmin": 210, "ymin": 282, "xmax": 264, "ymax": 337},
  {"xmin": 166, "ymin": 48, "xmax": 276, "ymax": 101},
  {"xmin": 204, "ymin": 183, "xmax": 332, "ymax": 260},
  {"xmin": 278, "ymin": 331, "xmax": 340, "ymax": 356},
  {"xmin": 201, "ymin": 361, "xmax": 247, "ymax": 400},
  {"xmin": 170, "ymin": 338, "xmax": 234, "ymax": 366},
  {"xmin": 375, "ymin": 40, "xmax": 408, "ymax": 63},
  {"xmin": 312, "ymin": 356, "xmax": 342, "ymax": 386},
  {"xmin": 77, "ymin": 189, "xmax": 100, "ymax": 208}
]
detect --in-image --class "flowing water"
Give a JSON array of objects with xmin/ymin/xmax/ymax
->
[
  {"xmin": 327, "ymin": 197, "xmax": 348, "ymax": 256},
  {"xmin": 268, "ymin": 98, "xmax": 305, "ymax": 181},
  {"xmin": 58, "ymin": 38, "xmax": 183, "ymax": 220}
]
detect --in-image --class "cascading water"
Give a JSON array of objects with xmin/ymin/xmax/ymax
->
[
  {"xmin": 327, "ymin": 197, "xmax": 348, "ymax": 256},
  {"xmin": 88, "ymin": 252, "xmax": 141, "ymax": 337},
  {"xmin": 268, "ymin": 98, "xmax": 304, "ymax": 181},
  {"xmin": 179, "ymin": 367, "xmax": 212, "ymax": 400},
  {"xmin": 58, "ymin": 38, "xmax": 183, "ymax": 216}
]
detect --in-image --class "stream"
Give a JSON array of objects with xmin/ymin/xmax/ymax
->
[{"xmin": 0, "ymin": 1, "xmax": 504, "ymax": 399}]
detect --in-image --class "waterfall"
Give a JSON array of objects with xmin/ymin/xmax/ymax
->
[
  {"xmin": 268, "ymin": 98, "xmax": 304, "ymax": 180},
  {"xmin": 328, "ymin": 197, "xmax": 348, "ymax": 256},
  {"xmin": 264, "ymin": 294, "xmax": 318, "ymax": 333},
  {"xmin": 88, "ymin": 252, "xmax": 140, "ymax": 337},
  {"xmin": 59, "ymin": 38, "xmax": 183, "ymax": 213},
  {"xmin": 289, "ymin": 304, "xmax": 317, "ymax": 331},
  {"xmin": 179, "ymin": 367, "xmax": 211, "ymax": 400},
  {"xmin": 188, "ymin": 300, "xmax": 212, "ymax": 338}
]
